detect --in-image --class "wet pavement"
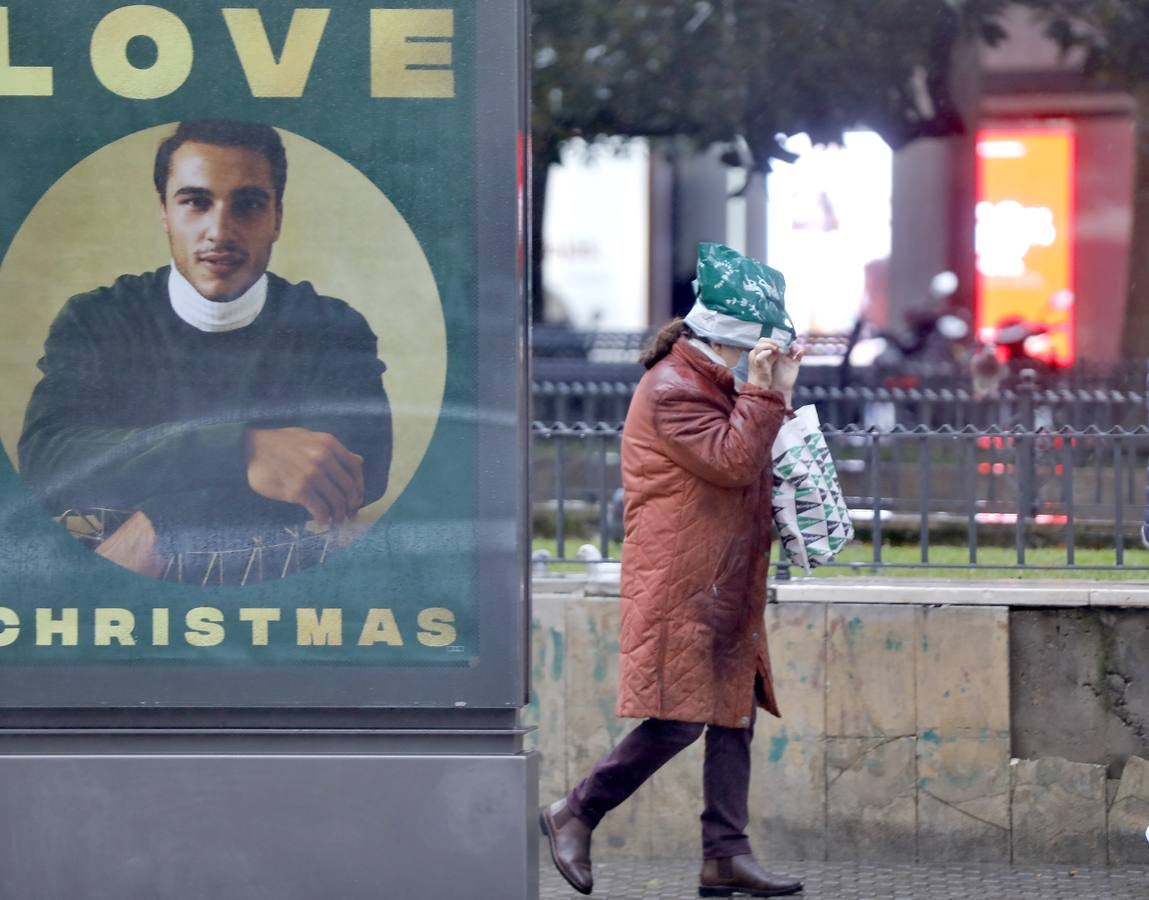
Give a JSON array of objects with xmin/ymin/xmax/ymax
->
[{"xmin": 539, "ymin": 857, "xmax": 1149, "ymax": 899}]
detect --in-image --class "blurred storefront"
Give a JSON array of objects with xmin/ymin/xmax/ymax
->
[
  {"xmin": 540, "ymin": 139, "xmax": 650, "ymax": 330},
  {"xmin": 539, "ymin": 8, "xmax": 1137, "ymax": 368},
  {"xmin": 978, "ymin": 8, "xmax": 1134, "ymax": 368}
]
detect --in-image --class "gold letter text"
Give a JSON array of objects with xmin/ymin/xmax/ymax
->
[
  {"xmin": 223, "ymin": 8, "xmax": 329, "ymax": 98},
  {"xmin": 370, "ymin": 9, "xmax": 453, "ymax": 99},
  {"xmin": 90, "ymin": 5, "xmax": 193, "ymax": 100}
]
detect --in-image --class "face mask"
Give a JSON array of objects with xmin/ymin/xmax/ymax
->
[{"xmin": 733, "ymin": 352, "xmax": 749, "ymax": 382}]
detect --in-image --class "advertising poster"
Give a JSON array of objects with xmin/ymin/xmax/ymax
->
[
  {"xmin": 976, "ymin": 127, "xmax": 1076, "ymax": 365},
  {"xmin": 0, "ymin": 2, "xmax": 526, "ymax": 707}
]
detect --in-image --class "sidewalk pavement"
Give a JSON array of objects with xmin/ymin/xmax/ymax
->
[{"xmin": 540, "ymin": 858, "xmax": 1149, "ymax": 899}]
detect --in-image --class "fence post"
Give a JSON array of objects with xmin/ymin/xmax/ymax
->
[
  {"xmin": 1144, "ymin": 356, "xmax": 1149, "ymax": 423},
  {"xmin": 1010, "ymin": 370, "xmax": 1037, "ymax": 566},
  {"xmin": 1018, "ymin": 368, "xmax": 1038, "ymax": 522}
]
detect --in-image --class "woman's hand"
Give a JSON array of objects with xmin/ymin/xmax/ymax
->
[
  {"xmin": 746, "ymin": 339, "xmax": 781, "ymax": 390},
  {"xmin": 772, "ymin": 344, "xmax": 805, "ymax": 408}
]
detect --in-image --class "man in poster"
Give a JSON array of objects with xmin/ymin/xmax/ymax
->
[{"xmin": 18, "ymin": 119, "xmax": 392, "ymax": 581}]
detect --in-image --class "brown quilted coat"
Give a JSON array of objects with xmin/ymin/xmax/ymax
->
[{"xmin": 615, "ymin": 337, "xmax": 787, "ymax": 728}]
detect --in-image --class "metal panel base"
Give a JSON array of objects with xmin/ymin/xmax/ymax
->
[{"xmin": 0, "ymin": 736, "xmax": 539, "ymax": 900}]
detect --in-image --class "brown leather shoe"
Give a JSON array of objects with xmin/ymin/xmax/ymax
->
[
  {"xmin": 539, "ymin": 798, "xmax": 593, "ymax": 895},
  {"xmin": 698, "ymin": 854, "xmax": 803, "ymax": 897}
]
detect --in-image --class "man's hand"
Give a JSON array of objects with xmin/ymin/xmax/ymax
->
[
  {"xmin": 245, "ymin": 427, "xmax": 365, "ymax": 526},
  {"xmin": 96, "ymin": 510, "xmax": 167, "ymax": 578}
]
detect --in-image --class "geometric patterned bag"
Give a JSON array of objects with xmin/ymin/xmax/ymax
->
[{"xmin": 770, "ymin": 404, "xmax": 854, "ymax": 572}]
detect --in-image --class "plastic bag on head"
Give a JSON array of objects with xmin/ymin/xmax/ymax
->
[{"xmin": 693, "ymin": 242, "xmax": 796, "ymax": 350}]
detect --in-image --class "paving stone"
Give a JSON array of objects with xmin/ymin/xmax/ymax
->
[
  {"xmin": 1089, "ymin": 587, "xmax": 1149, "ymax": 608},
  {"xmin": 917, "ymin": 736, "xmax": 1010, "ymax": 862},
  {"xmin": 527, "ymin": 594, "xmax": 569, "ymax": 804},
  {"xmin": 827, "ymin": 605, "xmax": 918, "ymax": 738},
  {"xmin": 532, "ymin": 576, "xmax": 588, "ymax": 596},
  {"xmin": 777, "ymin": 582, "xmax": 931, "ymax": 605},
  {"xmin": 765, "ymin": 602, "xmax": 827, "ymax": 735},
  {"xmin": 775, "ymin": 581, "xmax": 1091, "ymax": 608},
  {"xmin": 1011, "ymin": 756, "xmax": 1108, "ymax": 865},
  {"xmin": 917, "ymin": 605, "xmax": 1009, "ymax": 735},
  {"xmin": 563, "ymin": 597, "xmax": 651, "ymax": 859},
  {"xmin": 826, "ymin": 736, "xmax": 917, "ymax": 862},
  {"xmin": 540, "ymin": 858, "xmax": 1149, "ymax": 900},
  {"xmin": 749, "ymin": 724, "xmax": 826, "ymax": 861},
  {"xmin": 1109, "ymin": 755, "xmax": 1149, "ymax": 865}
]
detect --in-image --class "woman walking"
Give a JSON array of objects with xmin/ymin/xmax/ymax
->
[{"xmin": 540, "ymin": 263, "xmax": 804, "ymax": 898}]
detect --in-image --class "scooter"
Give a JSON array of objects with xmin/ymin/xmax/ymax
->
[{"xmin": 840, "ymin": 271, "xmax": 969, "ymax": 386}]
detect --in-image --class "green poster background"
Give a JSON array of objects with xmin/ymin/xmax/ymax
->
[{"xmin": 0, "ymin": 1, "xmax": 485, "ymax": 668}]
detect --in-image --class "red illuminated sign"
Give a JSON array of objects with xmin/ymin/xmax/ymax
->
[{"xmin": 976, "ymin": 127, "xmax": 1076, "ymax": 365}]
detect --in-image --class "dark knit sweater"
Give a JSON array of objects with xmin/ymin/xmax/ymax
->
[{"xmin": 18, "ymin": 267, "xmax": 392, "ymax": 553}]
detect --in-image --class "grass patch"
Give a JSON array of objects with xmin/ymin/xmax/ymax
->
[
  {"xmin": 808, "ymin": 544, "xmax": 1149, "ymax": 579},
  {"xmin": 532, "ymin": 539, "xmax": 1149, "ymax": 580}
]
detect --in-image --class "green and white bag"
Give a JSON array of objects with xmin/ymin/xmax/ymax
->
[
  {"xmin": 771, "ymin": 405, "xmax": 853, "ymax": 573},
  {"xmin": 685, "ymin": 243, "xmax": 797, "ymax": 350}
]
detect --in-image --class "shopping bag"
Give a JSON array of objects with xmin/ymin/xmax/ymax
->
[{"xmin": 771, "ymin": 405, "xmax": 853, "ymax": 572}]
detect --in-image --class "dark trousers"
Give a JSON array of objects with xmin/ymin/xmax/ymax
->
[{"xmin": 566, "ymin": 714, "xmax": 755, "ymax": 859}]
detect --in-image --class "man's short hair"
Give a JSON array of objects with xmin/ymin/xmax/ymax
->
[{"xmin": 154, "ymin": 119, "xmax": 287, "ymax": 206}]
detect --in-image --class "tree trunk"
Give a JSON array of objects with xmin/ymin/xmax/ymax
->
[{"xmin": 1121, "ymin": 84, "xmax": 1149, "ymax": 361}]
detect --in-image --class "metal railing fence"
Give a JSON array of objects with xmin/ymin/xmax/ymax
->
[
  {"xmin": 532, "ymin": 326, "xmax": 1145, "ymax": 378},
  {"xmin": 531, "ymin": 420, "xmax": 1149, "ymax": 576},
  {"xmin": 531, "ymin": 328, "xmax": 1149, "ymax": 426},
  {"xmin": 532, "ymin": 372, "xmax": 1147, "ymax": 432}
]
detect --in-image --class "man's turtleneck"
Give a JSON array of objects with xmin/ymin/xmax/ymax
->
[{"xmin": 168, "ymin": 263, "xmax": 267, "ymax": 333}]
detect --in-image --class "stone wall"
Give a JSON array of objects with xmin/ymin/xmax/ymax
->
[
  {"xmin": 1012, "ymin": 608, "xmax": 1149, "ymax": 778},
  {"xmin": 525, "ymin": 578, "xmax": 1149, "ymax": 864}
]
